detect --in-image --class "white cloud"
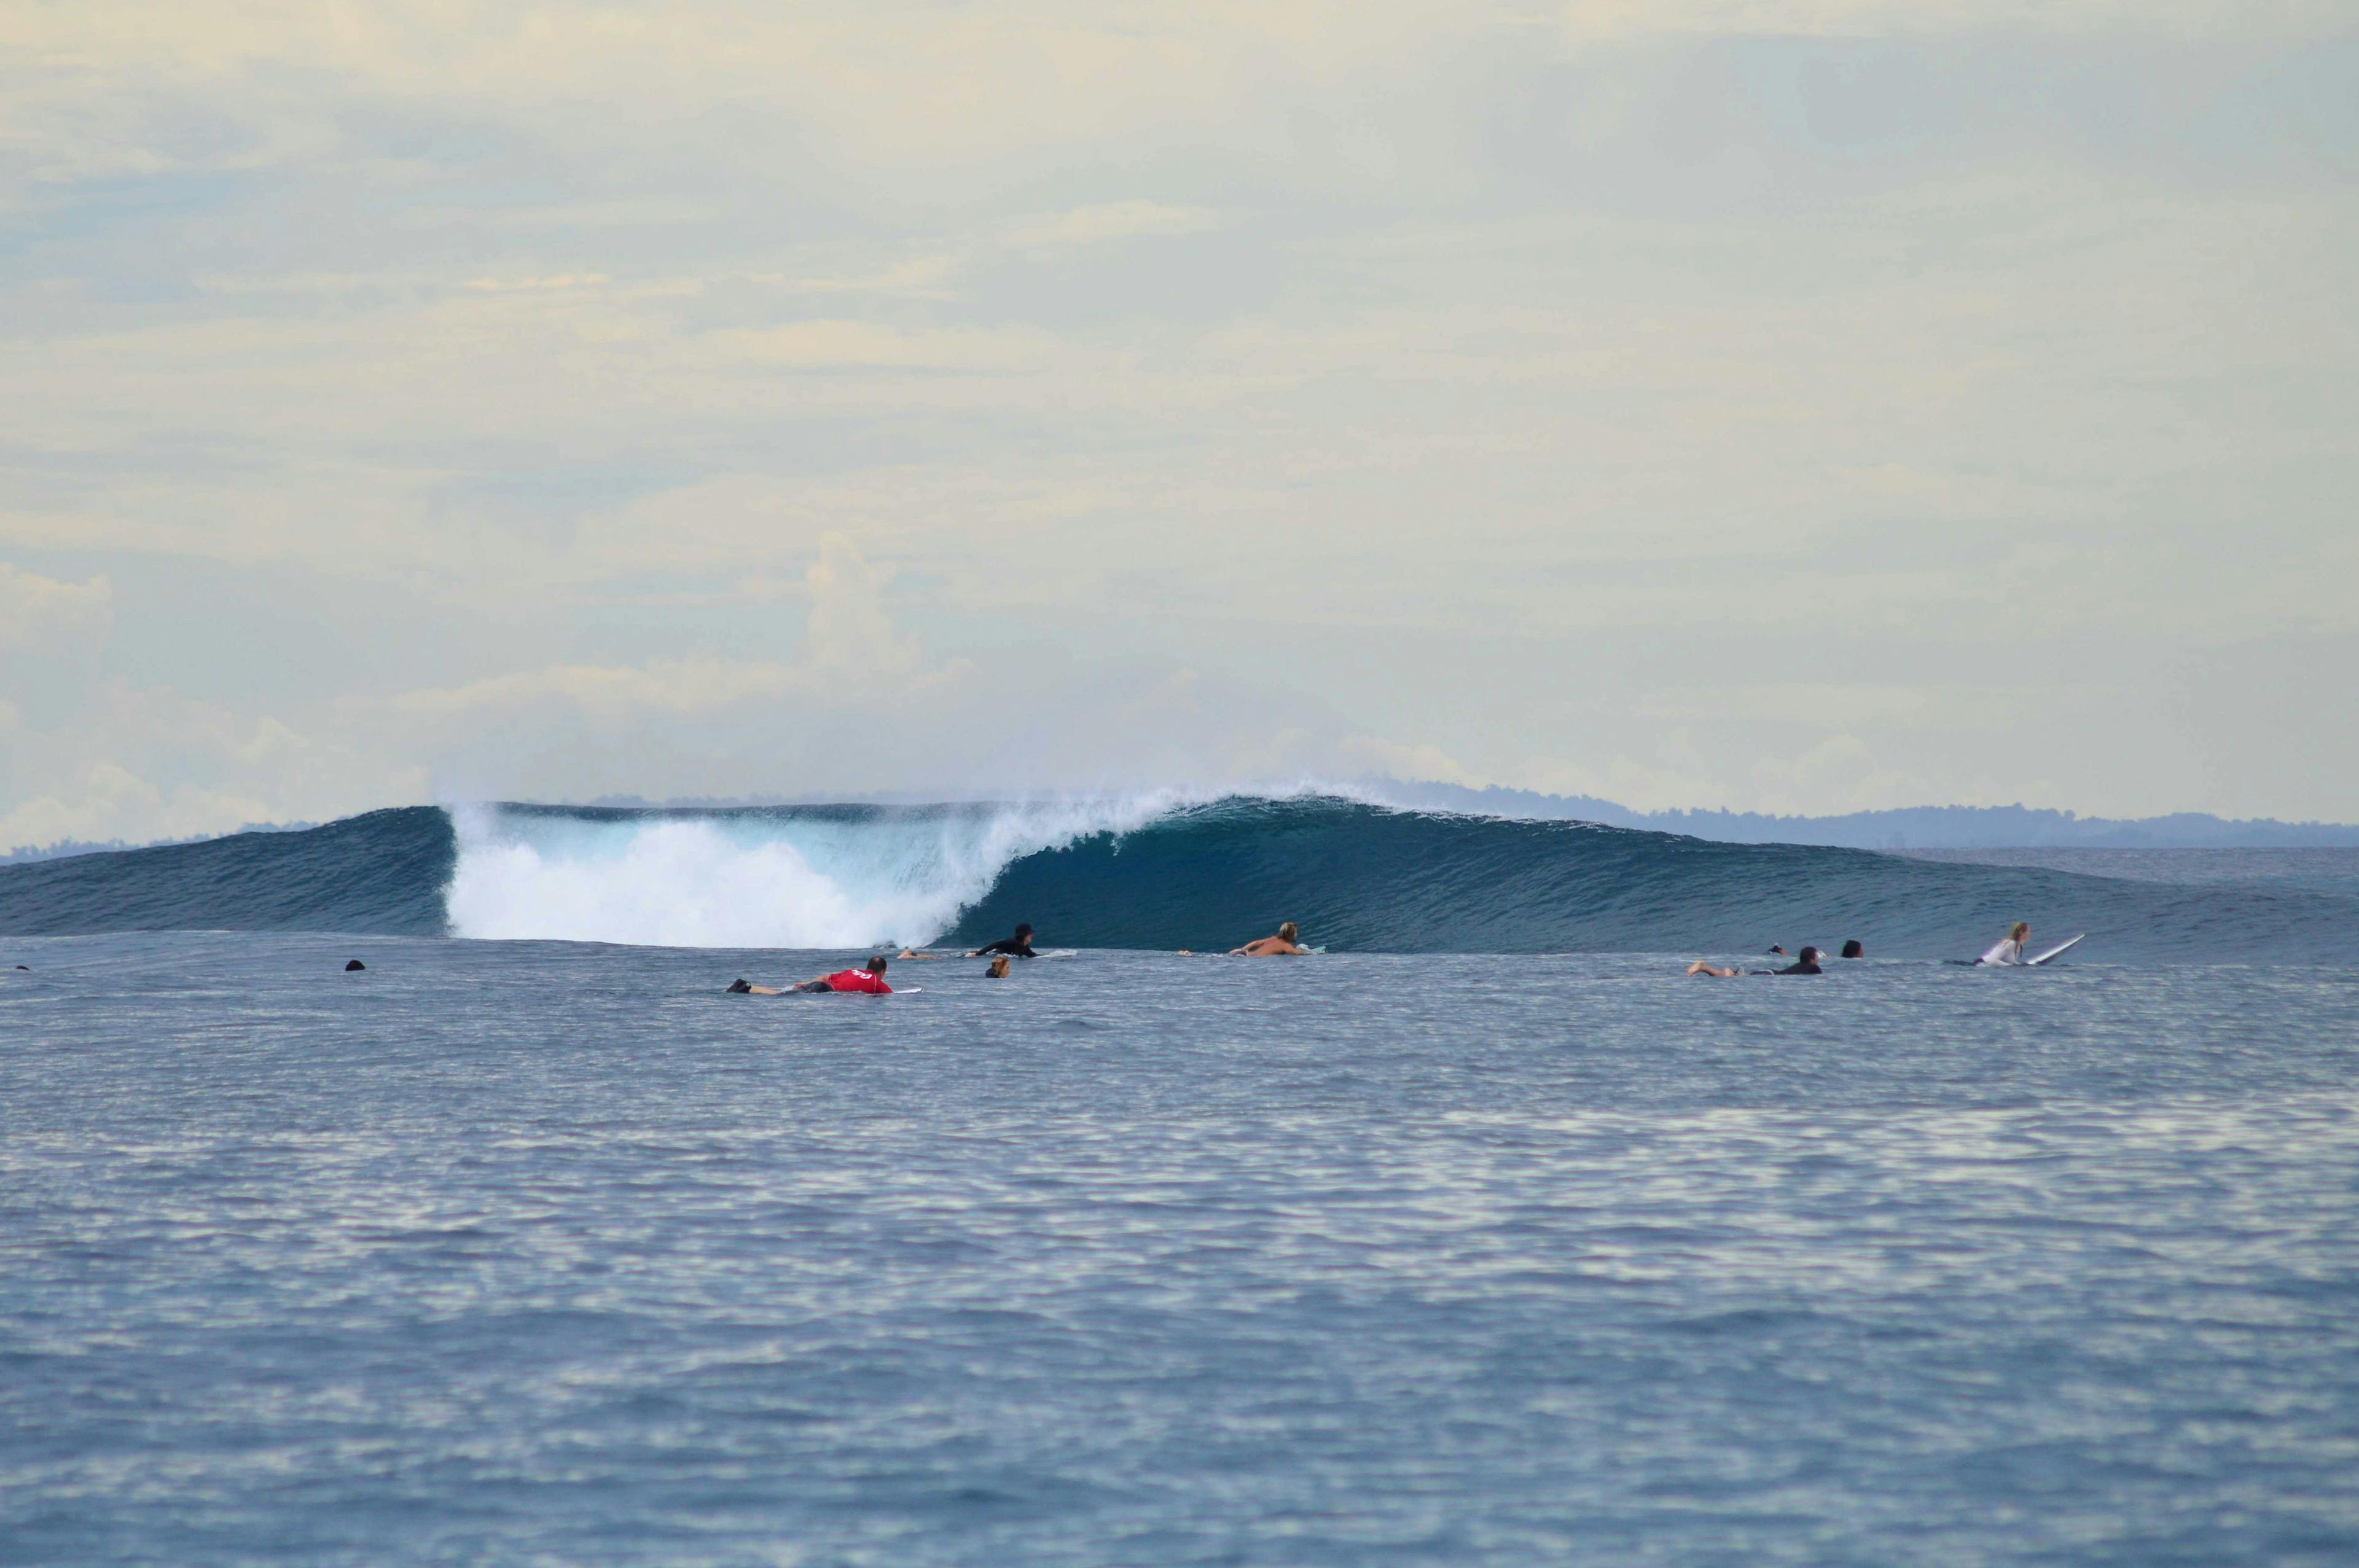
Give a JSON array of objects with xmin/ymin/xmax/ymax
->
[
  {"xmin": 1555, "ymin": 0, "xmax": 2349, "ymax": 42},
  {"xmin": 1002, "ymin": 202, "xmax": 1229, "ymax": 252},
  {"xmin": 1, "ymin": 1, "xmax": 2353, "ymax": 835},
  {"xmin": 0, "ymin": 563, "xmax": 112, "ymax": 650},
  {"xmin": 0, "ymin": 762, "xmax": 273, "ymax": 851},
  {"xmin": 382, "ymin": 536, "xmax": 944, "ymax": 728},
  {"xmin": 1745, "ymin": 733, "xmax": 1926, "ymax": 816}
]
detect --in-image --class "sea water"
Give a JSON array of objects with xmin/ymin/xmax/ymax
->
[{"xmin": 4, "ymin": 931, "xmax": 2356, "ymax": 1564}]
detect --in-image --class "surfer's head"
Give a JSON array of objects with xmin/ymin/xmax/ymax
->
[
  {"xmin": 864, "ymin": 955, "xmax": 889, "ymax": 974},
  {"xmin": 988, "ymin": 956, "xmax": 1011, "ymax": 978},
  {"xmin": 1014, "ymin": 923, "xmax": 1033, "ymax": 940},
  {"xmin": 1840, "ymin": 940, "xmax": 1863, "ymax": 959},
  {"xmin": 1278, "ymin": 921, "xmax": 1299, "ymax": 943},
  {"xmin": 1798, "ymin": 946, "xmax": 1821, "ymax": 964},
  {"xmin": 2010, "ymin": 921, "xmax": 2030, "ymax": 942}
]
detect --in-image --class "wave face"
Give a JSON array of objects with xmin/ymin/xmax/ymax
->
[
  {"xmin": 4, "ymin": 795, "xmax": 2355, "ymax": 961},
  {"xmin": 0, "ymin": 807, "xmax": 453, "ymax": 937}
]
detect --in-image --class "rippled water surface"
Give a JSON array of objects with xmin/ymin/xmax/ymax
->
[{"xmin": 4, "ymin": 935, "xmax": 2357, "ymax": 1564}]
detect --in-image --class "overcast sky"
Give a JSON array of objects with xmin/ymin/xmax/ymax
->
[{"xmin": 4, "ymin": 0, "xmax": 2355, "ymax": 848}]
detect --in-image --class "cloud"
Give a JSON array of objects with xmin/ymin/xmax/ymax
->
[
  {"xmin": 2, "ymin": 1, "xmax": 2354, "ymax": 837},
  {"xmin": 0, "ymin": 676, "xmax": 414, "ymax": 853},
  {"xmin": 0, "ymin": 563, "xmax": 112, "ymax": 650},
  {"xmin": 1745, "ymin": 733, "xmax": 1926, "ymax": 815},
  {"xmin": 1002, "ymin": 202, "xmax": 1229, "ymax": 252},
  {"xmin": 0, "ymin": 761, "xmax": 273, "ymax": 852},
  {"xmin": 383, "ymin": 536, "xmax": 942, "ymax": 728},
  {"xmin": 1555, "ymin": 0, "xmax": 2349, "ymax": 42}
]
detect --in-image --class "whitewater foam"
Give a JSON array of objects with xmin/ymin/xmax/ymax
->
[{"xmin": 442, "ymin": 790, "xmax": 1264, "ymax": 948}]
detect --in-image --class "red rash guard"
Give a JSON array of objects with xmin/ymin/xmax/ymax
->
[{"xmin": 823, "ymin": 968, "xmax": 892, "ymax": 994}]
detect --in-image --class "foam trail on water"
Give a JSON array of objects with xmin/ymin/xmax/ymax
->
[{"xmin": 442, "ymin": 791, "xmax": 1242, "ymax": 948}]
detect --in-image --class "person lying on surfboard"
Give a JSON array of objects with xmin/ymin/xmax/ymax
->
[
  {"xmin": 727, "ymin": 956, "xmax": 892, "ymax": 994},
  {"xmin": 1978, "ymin": 922, "xmax": 2032, "ymax": 966},
  {"xmin": 1687, "ymin": 946, "xmax": 1823, "ymax": 975},
  {"xmin": 1231, "ymin": 922, "xmax": 1307, "ymax": 956},
  {"xmin": 969, "ymin": 924, "xmax": 1038, "ymax": 959}
]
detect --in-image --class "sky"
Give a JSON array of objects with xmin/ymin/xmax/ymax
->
[{"xmin": 3, "ymin": 0, "xmax": 2355, "ymax": 849}]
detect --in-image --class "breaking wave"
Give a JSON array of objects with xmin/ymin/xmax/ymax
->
[{"xmin": 4, "ymin": 793, "xmax": 2355, "ymax": 960}]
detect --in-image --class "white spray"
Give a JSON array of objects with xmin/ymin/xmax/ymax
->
[{"xmin": 442, "ymin": 787, "xmax": 1363, "ymax": 948}]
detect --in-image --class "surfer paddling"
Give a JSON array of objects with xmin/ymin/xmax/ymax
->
[
  {"xmin": 968, "ymin": 924, "xmax": 1038, "ymax": 959},
  {"xmin": 1230, "ymin": 922, "xmax": 1307, "ymax": 956},
  {"xmin": 1687, "ymin": 946, "xmax": 1824, "ymax": 976},
  {"xmin": 727, "ymin": 956, "xmax": 892, "ymax": 995},
  {"xmin": 1977, "ymin": 922, "xmax": 2032, "ymax": 966}
]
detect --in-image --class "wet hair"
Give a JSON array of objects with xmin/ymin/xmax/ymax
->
[
  {"xmin": 2010, "ymin": 921, "xmax": 2030, "ymax": 942},
  {"xmin": 1798, "ymin": 946, "xmax": 1820, "ymax": 963},
  {"xmin": 988, "ymin": 956, "xmax": 1011, "ymax": 978},
  {"xmin": 865, "ymin": 955, "xmax": 889, "ymax": 973},
  {"xmin": 1277, "ymin": 921, "xmax": 1299, "ymax": 943},
  {"xmin": 1840, "ymin": 940, "xmax": 1863, "ymax": 959},
  {"xmin": 1014, "ymin": 923, "xmax": 1033, "ymax": 939}
]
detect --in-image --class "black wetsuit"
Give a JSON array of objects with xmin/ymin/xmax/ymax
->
[
  {"xmin": 1774, "ymin": 960, "xmax": 1821, "ymax": 975},
  {"xmin": 974, "ymin": 936, "xmax": 1037, "ymax": 959}
]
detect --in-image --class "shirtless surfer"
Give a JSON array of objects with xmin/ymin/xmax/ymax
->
[
  {"xmin": 727, "ymin": 956, "xmax": 892, "ymax": 995},
  {"xmin": 1230, "ymin": 922, "xmax": 1307, "ymax": 956}
]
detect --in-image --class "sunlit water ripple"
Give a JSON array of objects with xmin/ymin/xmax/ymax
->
[{"xmin": 4, "ymin": 935, "xmax": 2356, "ymax": 1563}]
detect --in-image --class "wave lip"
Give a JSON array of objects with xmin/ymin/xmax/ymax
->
[{"xmin": 443, "ymin": 793, "xmax": 1221, "ymax": 950}]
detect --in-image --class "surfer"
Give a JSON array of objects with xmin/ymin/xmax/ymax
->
[
  {"xmin": 726, "ymin": 956, "xmax": 892, "ymax": 995},
  {"xmin": 1687, "ymin": 945, "xmax": 1822, "ymax": 975},
  {"xmin": 1977, "ymin": 922, "xmax": 2031, "ymax": 967},
  {"xmin": 969, "ymin": 924, "xmax": 1038, "ymax": 959},
  {"xmin": 985, "ymin": 956, "xmax": 1011, "ymax": 979},
  {"xmin": 1231, "ymin": 922, "xmax": 1307, "ymax": 956},
  {"xmin": 1840, "ymin": 940, "xmax": 1864, "ymax": 959}
]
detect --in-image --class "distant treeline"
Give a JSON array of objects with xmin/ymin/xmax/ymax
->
[
  {"xmin": 2, "ymin": 822, "xmax": 317, "ymax": 867},
  {"xmin": 1374, "ymin": 782, "xmax": 2359, "ymax": 849},
  {"xmin": 12, "ymin": 788, "xmax": 2358, "ymax": 866}
]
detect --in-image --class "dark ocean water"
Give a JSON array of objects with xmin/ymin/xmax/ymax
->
[
  {"xmin": 5, "ymin": 798, "xmax": 2359, "ymax": 962},
  {"xmin": 4, "ymin": 930, "xmax": 2357, "ymax": 1564}
]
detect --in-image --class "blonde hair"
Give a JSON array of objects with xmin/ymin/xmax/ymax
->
[
  {"xmin": 1278, "ymin": 921, "xmax": 1299, "ymax": 943},
  {"xmin": 2009, "ymin": 922, "xmax": 2029, "ymax": 942}
]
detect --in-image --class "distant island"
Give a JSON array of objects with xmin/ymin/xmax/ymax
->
[{"xmin": 1370, "ymin": 781, "xmax": 2359, "ymax": 849}]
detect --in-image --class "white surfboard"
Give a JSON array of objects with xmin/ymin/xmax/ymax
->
[{"xmin": 2026, "ymin": 934, "xmax": 2084, "ymax": 966}]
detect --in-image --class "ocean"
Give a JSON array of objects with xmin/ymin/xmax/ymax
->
[{"xmin": 3, "ymin": 798, "xmax": 2356, "ymax": 1562}]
